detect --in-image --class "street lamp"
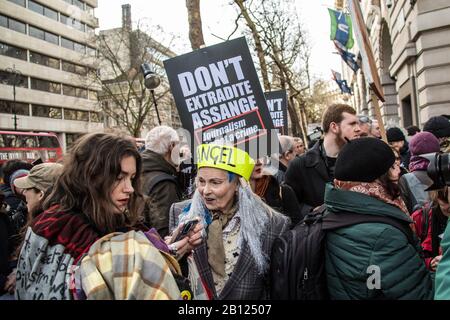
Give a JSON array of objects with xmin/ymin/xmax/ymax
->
[
  {"xmin": 140, "ymin": 63, "xmax": 162, "ymax": 125},
  {"xmin": 4, "ymin": 65, "xmax": 22, "ymax": 131}
]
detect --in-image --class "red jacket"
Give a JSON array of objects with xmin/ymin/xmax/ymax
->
[{"xmin": 411, "ymin": 204, "xmax": 442, "ymax": 270}]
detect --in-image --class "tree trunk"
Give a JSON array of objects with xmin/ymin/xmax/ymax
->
[
  {"xmin": 294, "ymin": 96, "xmax": 308, "ymax": 141},
  {"xmin": 287, "ymin": 96, "xmax": 301, "ymax": 137},
  {"xmin": 233, "ymin": 0, "xmax": 271, "ymax": 91},
  {"xmin": 186, "ymin": 0, "xmax": 205, "ymax": 50}
]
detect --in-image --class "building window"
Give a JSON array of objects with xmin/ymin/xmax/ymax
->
[
  {"xmin": 0, "ymin": 41, "xmax": 27, "ymax": 61},
  {"xmin": 0, "ymin": 71, "xmax": 28, "ymax": 88},
  {"xmin": 0, "ymin": 15, "xmax": 7, "ymax": 28},
  {"xmin": 30, "ymin": 51, "xmax": 60, "ymax": 69},
  {"xmin": 60, "ymin": 13, "xmax": 85, "ymax": 32},
  {"xmin": 65, "ymin": 132, "xmax": 83, "ymax": 148},
  {"xmin": 72, "ymin": 0, "xmax": 84, "ymax": 10},
  {"xmin": 29, "ymin": 25, "xmax": 44, "ymax": 40},
  {"xmin": 86, "ymin": 4, "xmax": 94, "ymax": 15},
  {"xmin": 29, "ymin": 25, "xmax": 59, "ymax": 45},
  {"xmin": 0, "ymin": 15, "xmax": 26, "ymax": 34},
  {"xmin": 61, "ymin": 37, "xmax": 74, "ymax": 50},
  {"xmin": 32, "ymin": 104, "xmax": 62, "ymax": 119},
  {"xmin": 7, "ymin": 0, "xmax": 26, "ymax": 7},
  {"xmin": 28, "ymin": 1, "xmax": 59, "ymax": 21},
  {"xmin": 88, "ymin": 90, "xmax": 97, "ymax": 101},
  {"xmin": 9, "ymin": 18, "xmax": 26, "ymax": 34},
  {"xmin": 62, "ymin": 84, "xmax": 75, "ymax": 97},
  {"xmin": 64, "ymin": 108, "xmax": 89, "ymax": 121},
  {"xmin": 44, "ymin": 7, "xmax": 58, "ymax": 21},
  {"xmin": 30, "ymin": 78, "xmax": 61, "ymax": 94},
  {"xmin": 90, "ymin": 111, "xmax": 102, "ymax": 122},
  {"xmin": 86, "ymin": 24, "xmax": 95, "ymax": 35},
  {"xmin": 28, "ymin": 0, "xmax": 44, "ymax": 15},
  {"xmin": 63, "ymin": 84, "xmax": 88, "ymax": 99},
  {"xmin": 61, "ymin": 37, "xmax": 85, "ymax": 53},
  {"xmin": 45, "ymin": 32, "xmax": 59, "ymax": 45},
  {"xmin": 74, "ymin": 42, "xmax": 85, "ymax": 54},
  {"xmin": 0, "ymin": 100, "xmax": 30, "ymax": 115},
  {"xmin": 59, "ymin": 13, "xmax": 68, "ymax": 25},
  {"xmin": 62, "ymin": 61, "xmax": 87, "ymax": 75},
  {"xmin": 62, "ymin": 0, "xmax": 84, "ymax": 10},
  {"xmin": 86, "ymin": 46, "xmax": 96, "ymax": 57}
]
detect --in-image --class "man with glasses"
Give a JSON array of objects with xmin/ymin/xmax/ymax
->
[{"xmin": 358, "ymin": 115, "xmax": 372, "ymax": 137}]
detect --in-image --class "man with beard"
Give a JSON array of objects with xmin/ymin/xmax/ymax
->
[{"xmin": 285, "ymin": 104, "xmax": 361, "ymax": 217}]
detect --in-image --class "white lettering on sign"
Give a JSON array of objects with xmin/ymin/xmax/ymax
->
[
  {"xmin": 178, "ymin": 56, "xmax": 244, "ymax": 97},
  {"xmin": 267, "ymin": 98, "xmax": 282, "ymax": 112}
]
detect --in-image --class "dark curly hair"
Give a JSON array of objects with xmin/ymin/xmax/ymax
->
[{"xmin": 44, "ymin": 132, "xmax": 143, "ymax": 234}]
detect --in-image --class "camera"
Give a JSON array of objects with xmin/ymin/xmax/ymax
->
[
  {"xmin": 307, "ymin": 126, "xmax": 323, "ymax": 142},
  {"xmin": 423, "ymin": 152, "xmax": 450, "ymax": 190}
]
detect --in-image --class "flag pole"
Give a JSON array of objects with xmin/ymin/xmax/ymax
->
[{"xmin": 348, "ymin": 0, "xmax": 387, "ymax": 143}]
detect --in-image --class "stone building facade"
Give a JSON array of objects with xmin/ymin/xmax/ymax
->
[
  {"xmin": 0, "ymin": 0, "xmax": 103, "ymax": 150},
  {"xmin": 338, "ymin": 0, "xmax": 450, "ymax": 128}
]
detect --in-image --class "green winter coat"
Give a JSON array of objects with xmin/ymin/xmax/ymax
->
[
  {"xmin": 324, "ymin": 183, "xmax": 434, "ymax": 300},
  {"xmin": 435, "ymin": 217, "xmax": 450, "ymax": 300}
]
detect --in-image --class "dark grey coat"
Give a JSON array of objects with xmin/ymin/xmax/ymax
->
[{"xmin": 169, "ymin": 200, "xmax": 290, "ymax": 300}]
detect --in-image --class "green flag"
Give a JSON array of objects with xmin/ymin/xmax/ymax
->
[{"xmin": 328, "ymin": 8, "xmax": 354, "ymax": 49}]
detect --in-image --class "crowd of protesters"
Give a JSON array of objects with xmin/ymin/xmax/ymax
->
[{"xmin": 1, "ymin": 103, "xmax": 450, "ymax": 300}]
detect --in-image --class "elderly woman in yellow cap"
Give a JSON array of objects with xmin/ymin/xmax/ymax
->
[{"xmin": 169, "ymin": 144, "xmax": 290, "ymax": 300}]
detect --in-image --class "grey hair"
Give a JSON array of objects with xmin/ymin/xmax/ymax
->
[
  {"xmin": 179, "ymin": 177, "xmax": 272, "ymax": 274},
  {"xmin": 145, "ymin": 125, "xmax": 179, "ymax": 155},
  {"xmin": 277, "ymin": 135, "xmax": 295, "ymax": 159},
  {"xmin": 236, "ymin": 179, "xmax": 271, "ymax": 274}
]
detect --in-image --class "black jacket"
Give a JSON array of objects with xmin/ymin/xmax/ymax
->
[
  {"xmin": 284, "ymin": 140, "xmax": 332, "ymax": 217},
  {"xmin": 141, "ymin": 149, "xmax": 181, "ymax": 238},
  {"xmin": 400, "ymin": 141, "xmax": 411, "ymax": 170}
]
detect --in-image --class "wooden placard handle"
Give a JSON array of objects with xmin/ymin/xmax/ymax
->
[{"xmin": 371, "ymin": 92, "xmax": 387, "ymax": 143}]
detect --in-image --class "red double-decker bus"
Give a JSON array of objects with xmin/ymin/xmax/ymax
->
[{"xmin": 0, "ymin": 131, "xmax": 63, "ymax": 168}]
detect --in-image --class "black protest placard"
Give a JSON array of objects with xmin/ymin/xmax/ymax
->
[
  {"xmin": 264, "ymin": 90, "xmax": 288, "ymax": 135},
  {"xmin": 164, "ymin": 37, "xmax": 279, "ymax": 160}
]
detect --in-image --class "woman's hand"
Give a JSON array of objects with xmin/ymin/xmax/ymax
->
[
  {"xmin": 4, "ymin": 269, "xmax": 16, "ymax": 294},
  {"xmin": 166, "ymin": 218, "xmax": 204, "ymax": 259},
  {"xmin": 430, "ymin": 255, "xmax": 442, "ymax": 272},
  {"xmin": 187, "ymin": 221, "xmax": 203, "ymax": 247}
]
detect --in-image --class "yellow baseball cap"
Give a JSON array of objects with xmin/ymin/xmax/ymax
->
[{"xmin": 197, "ymin": 144, "xmax": 255, "ymax": 181}]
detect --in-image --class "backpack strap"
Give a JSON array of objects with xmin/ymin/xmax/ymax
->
[
  {"xmin": 322, "ymin": 210, "xmax": 415, "ymax": 245},
  {"xmin": 146, "ymin": 172, "xmax": 181, "ymax": 198}
]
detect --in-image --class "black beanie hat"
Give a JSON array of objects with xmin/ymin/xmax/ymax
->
[
  {"xmin": 335, "ymin": 137, "xmax": 395, "ymax": 182},
  {"xmin": 386, "ymin": 127, "xmax": 405, "ymax": 142},
  {"xmin": 423, "ymin": 116, "xmax": 450, "ymax": 138}
]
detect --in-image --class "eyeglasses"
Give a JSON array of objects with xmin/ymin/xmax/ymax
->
[
  {"xmin": 358, "ymin": 116, "xmax": 372, "ymax": 124},
  {"xmin": 358, "ymin": 116, "xmax": 372, "ymax": 123}
]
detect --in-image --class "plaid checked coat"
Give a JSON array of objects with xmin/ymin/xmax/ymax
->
[
  {"xmin": 75, "ymin": 231, "xmax": 182, "ymax": 300},
  {"xmin": 169, "ymin": 200, "xmax": 290, "ymax": 300}
]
